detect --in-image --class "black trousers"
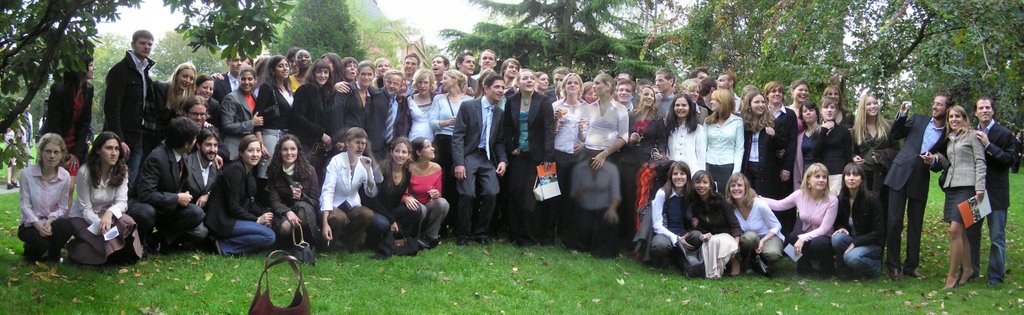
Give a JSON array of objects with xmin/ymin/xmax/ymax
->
[
  {"xmin": 568, "ymin": 205, "xmax": 618, "ymax": 258},
  {"xmin": 551, "ymin": 151, "xmax": 576, "ymax": 244},
  {"xmin": 886, "ymin": 186, "xmax": 926, "ymax": 272},
  {"xmin": 433, "ymin": 135, "xmax": 460, "ymax": 236},
  {"xmin": 796, "ymin": 235, "xmax": 835, "ymax": 278},
  {"xmin": 127, "ymin": 201, "xmax": 206, "ymax": 245},
  {"xmin": 18, "ymin": 218, "xmax": 73, "ymax": 262}
]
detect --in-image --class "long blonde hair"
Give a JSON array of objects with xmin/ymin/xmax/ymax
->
[
  {"xmin": 946, "ymin": 105, "xmax": 971, "ymax": 138},
  {"xmin": 631, "ymin": 85, "xmax": 657, "ymax": 119},
  {"xmin": 852, "ymin": 92, "xmax": 891, "ymax": 146},
  {"xmin": 706, "ymin": 89, "xmax": 735, "ymax": 124},
  {"xmin": 167, "ymin": 62, "xmax": 197, "ymax": 112}
]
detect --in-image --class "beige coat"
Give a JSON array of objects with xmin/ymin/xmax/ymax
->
[{"xmin": 936, "ymin": 131, "xmax": 986, "ymax": 191}]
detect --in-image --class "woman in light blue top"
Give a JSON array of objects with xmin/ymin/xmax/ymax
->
[
  {"xmin": 429, "ymin": 70, "xmax": 473, "ymax": 216},
  {"xmin": 705, "ymin": 89, "xmax": 744, "ymax": 193}
]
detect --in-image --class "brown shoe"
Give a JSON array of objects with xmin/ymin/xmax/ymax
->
[
  {"xmin": 905, "ymin": 269, "xmax": 926, "ymax": 279},
  {"xmin": 888, "ymin": 269, "xmax": 900, "ymax": 281}
]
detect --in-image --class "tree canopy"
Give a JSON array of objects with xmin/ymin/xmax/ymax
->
[{"xmin": 273, "ymin": 0, "xmax": 365, "ymax": 60}]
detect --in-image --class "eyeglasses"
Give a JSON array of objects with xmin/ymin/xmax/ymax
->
[{"xmin": 188, "ymin": 112, "xmax": 210, "ymax": 118}]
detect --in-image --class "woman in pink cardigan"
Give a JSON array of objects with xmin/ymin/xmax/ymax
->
[{"xmin": 759, "ymin": 163, "xmax": 838, "ymax": 278}]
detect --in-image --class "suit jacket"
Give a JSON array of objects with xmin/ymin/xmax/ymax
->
[
  {"xmin": 102, "ymin": 51, "xmax": 155, "ymax": 144},
  {"xmin": 502, "ymin": 91, "xmax": 556, "ymax": 163},
  {"xmin": 291, "ymin": 84, "xmax": 342, "ymax": 148},
  {"xmin": 220, "ymin": 90, "xmax": 256, "ymax": 160},
  {"xmin": 338, "ymin": 87, "xmax": 390, "ymax": 159},
  {"xmin": 183, "ymin": 151, "xmax": 220, "ymax": 204},
  {"xmin": 212, "ymin": 72, "xmax": 232, "ymax": 104},
  {"xmin": 205, "ymin": 161, "xmax": 264, "ymax": 238},
  {"xmin": 980, "ymin": 122, "xmax": 1017, "ymax": 210},
  {"xmin": 452, "ymin": 99, "xmax": 507, "ymax": 167},
  {"xmin": 42, "ymin": 82, "xmax": 93, "ymax": 158},
  {"xmin": 883, "ymin": 113, "xmax": 947, "ymax": 197},
  {"xmin": 132, "ymin": 143, "xmax": 188, "ymax": 211},
  {"xmin": 742, "ymin": 127, "xmax": 787, "ymax": 198},
  {"xmin": 935, "ymin": 132, "xmax": 986, "ymax": 191},
  {"xmin": 774, "ymin": 107, "xmax": 799, "ymax": 175}
]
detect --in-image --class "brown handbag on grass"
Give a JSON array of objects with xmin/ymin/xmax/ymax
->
[{"xmin": 249, "ymin": 250, "xmax": 311, "ymax": 315}]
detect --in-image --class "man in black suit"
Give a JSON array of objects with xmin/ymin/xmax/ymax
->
[
  {"xmin": 128, "ymin": 117, "xmax": 208, "ymax": 252},
  {"xmin": 883, "ymin": 91, "xmax": 950, "ymax": 281},
  {"xmin": 968, "ymin": 96, "xmax": 1017, "ymax": 287},
  {"xmin": 502, "ymin": 71, "xmax": 556, "ymax": 246},
  {"xmin": 103, "ymin": 30, "xmax": 155, "ymax": 184},
  {"xmin": 452, "ymin": 75, "xmax": 508, "ymax": 246},
  {"xmin": 184, "ymin": 129, "xmax": 221, "ymax": 211},
  {"xmin": 339, "ymin": 62, "xmax": 391, "ymax": 160},
  {"xmin": 212, "ymin": 56, "xmax": 249, "ymax": 104}
]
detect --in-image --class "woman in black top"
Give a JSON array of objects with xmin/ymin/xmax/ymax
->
[
  {"xmin": 812, "ymin": 97, "xmax": 852, "ymax": 195},
  {"xmin": 365, "ymin": 137, "xmax": 424, "ymax": 257},
  {"xmin": 41, "ymin": 56, "xmax": 94, "ymax": 196},
  {"xmin": 290, "ymin": 60, "xmax": 341, "ymax": 183},
  {"xmin": 688, "ymin": 171, "xmax": 741, "ymax": 278},
  {"xmin": 267, "ymin": 135, "xmax": 321, "ymax": 243},
  {"xmin": 831, "ymin": 163, "xmax": 885, "ymax": 279},
  {"xmin": 205, "ymin": 134, "xmax": 276, "ymax": 255},
  {"xmin": 254, "ymin": 55, "xmax": 294, "ymax": 179}
]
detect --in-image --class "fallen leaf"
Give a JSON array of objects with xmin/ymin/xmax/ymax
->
[
  {"xmin": 204, "ymin": 272, "xmax": 213, "ymax": 281},
  {"xmin": 118, "ymin": 268, "xmax": 129, "ymax": 274},
  {"xmin": 116, "ymin": 279, "xmax": 125, "ymax": 285},
  {"xmin": 592, "ymin": 298, "xmax": 601, "ymax": 304},
  {"xmin": 616, "ymin": 279, "xmax": 625, "ymax": 286},
  {"xmin": 400, "ymin": 288, "xmax": 406, "ymax": 294},
  {"xmin": 764, "ymin": 290, "xmax": 774, "ymax": 294}
]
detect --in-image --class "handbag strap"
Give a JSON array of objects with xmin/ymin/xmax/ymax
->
[
  {"xmin": 291, "ymin": 224, "xmax": 306, "ymax": 245},
  {"xmin": 258, "ymin": 252, "xmax": 308, "ymax": 296}
]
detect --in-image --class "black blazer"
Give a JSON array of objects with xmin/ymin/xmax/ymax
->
[
  {"xmin": 982, "ymin": 122, "xmax": 1018, "ymax": 210},
  {"xmin": 835, "ymin": 192, "xmax": 885, "ymax": 247},
  {"xmin": 132, "ymin": 143, "xmax": 187, "ymax": 210},
  {"xmin": 452, "ymin": 99, "xmax": 507, "ymax": 166},
  {"xmin": 290, "ymin": 84, "xmax": 342, "ymax": 148},
  {"xmin": 883, "ymin": 113, "xmax": 947, "ymax": 197},
  {"xmin": 338, "ymin": 87, "xmax": 390, "ymax": 159},
  {"xmin": 774, "ymin": 107, "xmax": 799, "ymax": 175},
  {"xmin": 253, "ymin": 83, "xmax": 292, "ymax": 130},
  {"xmin": 212, "ymin": 72, "xmax": 232, "ymax": 104},
  {"xmin": 102, "ymin": 51, "xmax": 155, "ymax": 144},
  {"xmin": 205, "ymin": 161, "xmax": 265, "ymax": 238},
  {"xmin": 620, "ymin": 113, "xmax": 666, "ymax": 166},
  {"xmin": 183, "ymin": 150, "xmax": 220, "ymax": 204},
  {"xmin": 811, "ymin": 124, "xmax": 853, "ymax": 175},
  {"xmin": 502, "ymin": 91, "xmax": 556, "ymax": 164},
  {"xmin": 206, "ymin": 97, "xmax": 223, "ymax": 131},
  {"xmin": 41, "ymin": 82, "xmax": 93, "ymax": 158},
  {"xmin": 742, "ymin": 127, "xmax": 787, "ymax": 198}
]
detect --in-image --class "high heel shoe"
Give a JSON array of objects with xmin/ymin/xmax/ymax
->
[
  {"xmin": 943, "ymin": 274, "xmax": 959, "ymax": 289},
  {"xmin": 958, "ymin": 269, "xmax": 975, "ymax": 286}
]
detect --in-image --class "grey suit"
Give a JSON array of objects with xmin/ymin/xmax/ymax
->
[
  {"xmin": 451, "ymin": 98, "xmax": 506, "ymax": 240},
  {"xmin": 183, "ymin": 151, "xmax": 220, "ymax": 203},
  {"xmin": 220, "ymin": 90, "xmax": 256, "ymax": 160}
]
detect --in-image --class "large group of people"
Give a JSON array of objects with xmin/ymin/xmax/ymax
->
[{"xmin": 18, "ymin": 29, "xmax": 1020, "ymax": 289}]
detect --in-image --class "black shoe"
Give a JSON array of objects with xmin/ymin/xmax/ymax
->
[
  {"xmin": 987, "ymin": 281, "xmax": 1000, "ymax": 288},
  {"xmin": 476, "ymin": 238, "xmax": 490, "ymax": 245},
  {"xmin": 6, "ymin": 183, "xmax": 13, "ymax": 189},
  {"xmin": 904, "ymin": 269, "xmax": 927, "ymax": 279},
  {"xmin": 12, "ymin": 182, "xmax": 19, "ymax": 188},
  {"xmin": 416, "ymin": 239, "xmax": 431, "ymax": 249},
  {"xmin": 456, "ymin": 238, "xmax": 469, "ymax": 246}
]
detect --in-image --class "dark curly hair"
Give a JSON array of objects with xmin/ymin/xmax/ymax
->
[
  {"xmin": 267, "ymin": 134, "xmax": 314, "ymax": 184},
  {"xmin": 86, "ymin": 131, "xmax": 128, "ymax": 188}
]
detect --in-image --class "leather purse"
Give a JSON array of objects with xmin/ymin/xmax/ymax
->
[
  {"xmin": 290, "ymin": 227, "xmax": 316, "ymax": 266},
  {"xmin": 249, "ymin": 251, "xmax": 311, "ymax": 315}
]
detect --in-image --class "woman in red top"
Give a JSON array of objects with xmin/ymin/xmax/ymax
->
[{"xmin": 407, "ymin": 137, "xmax": 450, "ymax": 248}]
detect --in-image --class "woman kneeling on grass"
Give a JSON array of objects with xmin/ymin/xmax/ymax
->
[
  {"xmin": 18, "ymin": 133, "xmax": 74, "ymax": 262},
  {"xmin": 832, "ymin": 163, "xmax": 885, "ymax": 280},
  {"xmin": 205, "ymin": 134, "xmax": 276, "ymax": 255},
  {"xmin": 68, "ymin": 132, "xmax": 143, "ymax": 265},
  {"xmin": 727, "ymin": 173, "xmax": 784, "ymax": 276},
  {"xmin": 688, "ymin": 171, "xmax": 741, "ymax": 278},
  {"xmin": 759, "ymin": 163, "xmax": 838, "ymax": 278}
]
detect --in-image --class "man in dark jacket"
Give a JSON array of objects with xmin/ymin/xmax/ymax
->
[
  {"xmin": 968, "ymin": 97, "xmax": 1018, "ymax": 287},
  {"xmin": 127, "ymin": 118, "xmax": 208, "ymax": 252},
  {"xmin": 103, "ymin": 30, "xmax": 155, "ymax": 185}
]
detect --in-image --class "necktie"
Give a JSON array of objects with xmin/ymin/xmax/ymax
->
[
  {"xmin": 385, "ymin": 97, "xmax": 397, "ymax": 141},
  {"xmin": 483, "ymin": 105, "xmax": 492, "ymax": 160},
  {"xmin": 177, "ymin": 158, "xmax": 186, "ymax": 182}
]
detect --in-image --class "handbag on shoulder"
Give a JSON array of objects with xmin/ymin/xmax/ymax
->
[{"xmin": 249, "ymin": 250, "xmax": 311, "ymax": 315}]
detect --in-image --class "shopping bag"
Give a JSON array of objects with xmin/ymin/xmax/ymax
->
[{"xmin": 533, "ymin": 163, "xmax": 561, "ymax": 201}]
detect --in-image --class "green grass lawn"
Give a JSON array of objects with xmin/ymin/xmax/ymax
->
[{"xmin": 1, "ymin": 175, "xmax": 1022, "ymax": 314}]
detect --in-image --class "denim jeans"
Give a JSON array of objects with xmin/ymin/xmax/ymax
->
[
  {"xmin": 219, "ymin": 220, "xmax": 275, "ymax": 255},
  {"xmin": 967, "ymin": 210, "xmax": 1007, "ymax": 284},
  {"xmin": 832, "ymin": 233, "xmax": 882, "ymax": 279}
]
